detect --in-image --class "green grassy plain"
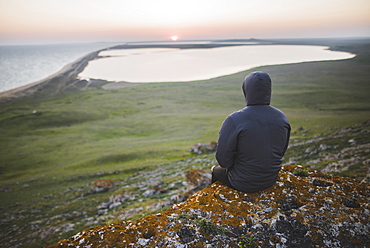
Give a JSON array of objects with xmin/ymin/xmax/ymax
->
[{"xmin": 0, "ymin": 38, "xmax": 369, "ymax": 247}]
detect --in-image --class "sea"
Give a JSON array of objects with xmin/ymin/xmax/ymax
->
[
  {"xmin": 0, "ymin": 42, "xmax": 118, "ymax": 93},
  {"xmin": 0, "ymin": 42, "xmax": 355, "ymax": 93}
]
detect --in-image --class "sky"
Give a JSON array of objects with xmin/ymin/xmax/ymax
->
[{"xmin": 0, "ymin": 0, "xmax": 369, "ymax": 45}]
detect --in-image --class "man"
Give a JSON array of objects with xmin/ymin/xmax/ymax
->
[{"xmin": 212, "ymin": 71, "xmax": 290, "ymax": 193}]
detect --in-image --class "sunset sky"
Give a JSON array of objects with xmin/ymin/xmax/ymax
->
[{"xmin": 0, "ymin": 0, "xmax": 369, "ymax": 45}]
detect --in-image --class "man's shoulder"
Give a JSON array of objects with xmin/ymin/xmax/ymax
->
[
  {"xmin": 232, "ymin": 105, "xmax": 288, "ymax": 120},
  {"xmin": 228, "ymin": 109, "xmax": 247, "ymax": 118},
  {"xmin": 269, "ymin": 105, "xmax": 288, "ymax": 116}
]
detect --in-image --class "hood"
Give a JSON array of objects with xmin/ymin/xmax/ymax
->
[{"xmin": 242, "ymin": 71, "xmax": 271, "ymax": 106}]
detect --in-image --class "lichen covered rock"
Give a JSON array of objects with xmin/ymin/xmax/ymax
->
[
  {"xmin": 185, "ymin": 168, "xmax": 211, "ymax": 190},
  {"xmin": 91, "ymin": 179, "xmax": 114, "ymax": 193},
  {"xmin": 189, "ymin": 141, "xmax": 217, "ymax": 154},
  {"xmin": 47, "ymin": 165, "xmax": 369, "ymax": 247}
]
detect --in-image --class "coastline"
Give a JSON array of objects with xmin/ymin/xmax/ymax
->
[
  {"xmin": 0, "ymin": 42, "xmax": 248, "ymax": 103},
  {"xmin": 0, "ymin": 50, "xmax": 101, "ymax": 103},
  {"xmin": 81, "ymin": 45, "xmax": 355, "ymax": 83},
  {"xmin": 1, "ymin": 38, "xmax": 369, "ymax": 248},
  {"xmin": 0, "ymin": 39, "xmax": 359, "ymax": 103}
]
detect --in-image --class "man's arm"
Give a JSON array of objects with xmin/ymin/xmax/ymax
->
[
  {"xmin": 215, "ymin": 116, "xmax": 238, "ymax": 169},
  {"xmin": 282, "ymin": 123, "xmax": 291, "ymax": 156}
]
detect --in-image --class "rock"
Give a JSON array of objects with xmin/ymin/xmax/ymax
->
[
  {"xmin": 170, "ymin": 168, "xmax": 212, "ymax": 204},
  {"xmin": 319, "ymin": 144, "xmax": 331, "ymax": 150},
  {"xmin": 341, "ymin": 197, "xmax": 361, "ymax": 208},
  {"xmin": 142, "ymin": 187, "xmax": 166, "ymax": 197},
  {"xmin": 277, "ymin": 195, "xmax": 300, "ymax": 212},
  {"xmin": 305, "ymin": 147, "xmax": 315, "ymax": 154},
  {"xmin": 97, "ymin": 209, "xmax": 108, "ymax": 215},
  {"xmin": 3, "ymin": 187, "xmax": 12, "ymax": 192},
  {"xmin": 188, "ymin": 141, "xmax": 217, "ymax": 154},
  {"xmin": 348, "ymin": 139, "xmax": 357, "ymax": 145},
  {"xmin": 109, "ymin": 202, "xmax": 122, "ymax": 209},
  {"xmin": 185, "ymin": 168, "xmax": 211, "ymax": 190},
  {"xmin": 312, "ymin": 178, "xmax": 333, "ymax": 187},
  {"xmin": 63, "ymin": 211, "xmax": 87, "ymax": 220},
  {"xmin": 297, "ymin": 126, "xmax": 305, "ymax": 131},
  {"xmin": 109, "ymin": 194, "xmax": 127, "ymax": 204},
  {"xmin": 137, "ymin": 238, "xmax": 150, "ymax": 246},
  {"xmin": 40, "ymin": 223, "xmax": 75, "ymax": 240},
  {"xmin": 275, "ymin": 216, "xmax": 308, "ymax": 239},
  {"xmin": 97, "ymin": 202, "xmax": 110, "ymax": 210},
  {"xmin": 48, "ymin": 165, "xmax": 370, "ymax": 248},
  {"xmin": 91, "ymin": 179, "xmax": 114, "ymax": 193},
  {"xmin": 177, "ymin": 226, "xmax": 195, "ymax": 243},
  {"xmin": 96, "ymin": 193, "xmax": 132, "ymax": 213}
]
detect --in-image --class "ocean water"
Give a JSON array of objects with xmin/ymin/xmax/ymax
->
[{"xmin": 0, "ymin": 43, "xmax": 117, "ymax": 93}]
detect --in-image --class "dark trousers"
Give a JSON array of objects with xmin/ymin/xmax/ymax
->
[{"xmin": 211, "ymin": 165, "xmax": 233, "ymax": 188}]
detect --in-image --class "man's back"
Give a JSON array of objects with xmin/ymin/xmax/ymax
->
[
  {"xmin": 215, "ymin": 72, "xmax": 290, "ymax": 193},
  {"xmin": 217, "ymin": 105, "xmax": 290, "ymax": 192}
]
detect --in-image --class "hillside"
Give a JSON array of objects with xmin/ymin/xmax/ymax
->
[
  {"xmin": 48, "ymin": 165, "xmax": 369, "ymax": 247},
  {"xmin": 0, "ymin": 120, "xmax": 368, "ymax": 248},
  {"xmin": 0, "ymin": 38, "xmax": 369, "ymax": 247}
]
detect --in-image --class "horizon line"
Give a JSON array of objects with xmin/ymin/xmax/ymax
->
[{"xmin": 1, "ymin": 36, "xmax": 370, "ymax": 47}]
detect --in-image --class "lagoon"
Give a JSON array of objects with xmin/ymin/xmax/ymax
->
[{"xmin": 78, "ymin": 45, "xmax": 355, "ymax": 83}]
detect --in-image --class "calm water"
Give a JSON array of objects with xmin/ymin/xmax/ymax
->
[
  {"xmin": 79, "ymin": 45, "xmax": 355, "ymax": 83},
  {"xmin": 0, "ymin": 43, "xmax": 116, "ymax": 93},
  {"xmin": 0, "ymin": 43, "xmax": 355, "ymax": 93}
]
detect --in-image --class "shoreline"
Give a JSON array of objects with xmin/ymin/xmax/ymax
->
[
  {"xmin": 0, "ymin": 50, "xmax": 101, "ymax": 103},
  {"xmin": 81, "ymin": 45, "xmax": 355, "ymax": 83},
  {"xmin": 0, "ymin": 39, "xmax": 359, "ymax": 103},
  {"xmin": 0, "ymin": 42, "xmax": 253, "ymax": 103}
]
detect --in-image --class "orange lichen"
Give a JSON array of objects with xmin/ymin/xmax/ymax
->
[
  {"xmin": 47, "ymin": 165, "xmax": 369, "ymax": 247},
  {"xmin": 185, "ymin": 168, "xmax": 211, "ymax": 187},
  {"xmin": 91, "ymin": 179, "xmax": 114, "ymax": 192}
]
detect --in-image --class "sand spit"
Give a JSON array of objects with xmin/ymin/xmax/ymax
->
[{"xmin": 0, "ymin": 42, "xmax": 248, "ymax": 104}]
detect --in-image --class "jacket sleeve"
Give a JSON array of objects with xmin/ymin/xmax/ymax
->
[
  {"xmin": 216, "ymin": 116, "xmax": 238, "ymax": 169},
  {"xmin": 282, "ymin": 123, "xmax": 291, "ymax": 156}
]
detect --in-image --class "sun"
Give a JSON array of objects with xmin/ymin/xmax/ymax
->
[{"xmin": 171, "ymin": 35, "xmax": 178, "ymax": 41}]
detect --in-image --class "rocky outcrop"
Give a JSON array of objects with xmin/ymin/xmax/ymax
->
[
  {"xmin": 188, "ymin": 141, "xmax": 217, "ymax": 154},
  {"xmin": 286, "ymin": 120, "xmax": 370, "ymax": 180},
  {"xmin": 91, "ymin": 179, "xmax": 115, "ymax": 193},
  {"xmin": 47, "ymin": 165, "xmax": 369, "ymax": 247}
]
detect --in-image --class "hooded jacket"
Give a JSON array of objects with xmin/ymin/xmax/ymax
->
[{"xmin": 216, "ymin": 71, "xmax": 290, "ymax": 193}]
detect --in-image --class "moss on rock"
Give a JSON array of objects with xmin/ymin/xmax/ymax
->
[{"xmin": 47, "ymin": 165, "xmax": 369, "ymax": 247}]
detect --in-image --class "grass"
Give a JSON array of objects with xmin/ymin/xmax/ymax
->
[{"xmin": 0, "ymin": 38, "xmax": 369, "ymax": 247}]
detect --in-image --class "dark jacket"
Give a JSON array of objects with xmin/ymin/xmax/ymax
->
[{"xmin": 216, "ymin": 72, "xmax": 290, "ymax": 193}]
